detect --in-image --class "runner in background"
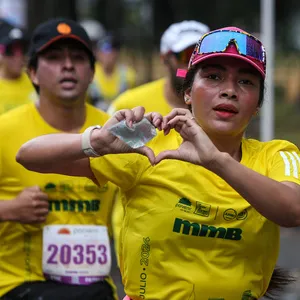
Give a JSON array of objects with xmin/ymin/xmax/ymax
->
[
  {"xmin": 108, "ymin": 20, "xmax": 210, "ymax": 262},
  {"xmin": 87, "ymin": 33, "xmax": 136, "ymax": 111},
  {"xmin": 81, "ymin": 20, "xmax": 136, "ymax": 111},
  {"xmin": 0, "ymin": 19, "xmax": 37, "ymax": 114},
  {"xmin": 0, "ymin": 18, "xmax": 117, "ymax": 300}
]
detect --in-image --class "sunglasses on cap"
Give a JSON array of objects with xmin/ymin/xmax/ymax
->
[
  {"xmin": 172, "ymin": 45, "xmax": 195, "ymax": 65},
  {"xmin": 190, "ymin": 29, "xmax": 266, "ymax": 69}
]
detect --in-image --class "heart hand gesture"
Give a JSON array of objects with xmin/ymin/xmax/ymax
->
[{"xmin": 156, "ymin": 108, "xmax": 220, "ymax": 168}]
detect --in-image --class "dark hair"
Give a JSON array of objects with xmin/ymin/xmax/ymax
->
[
  {"xmin": 27, "ymin": 55, "xmax": 39, "ymax": 93},
  {"xmin": 182, "ymin": 64, "xmax": 265, "ymax": 108},
  {"xmin": 264, "ymin": 267, "xmax": 296, "ymax": 299}
]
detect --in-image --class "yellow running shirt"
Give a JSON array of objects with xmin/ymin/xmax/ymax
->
[
  {"xmin": 0, "ymin": 103, "xmax": 117, "ymax": 298},
  {"xmin": 0, "ymin": 72, "xmax": 37, "ymax": 115},
  {"xmin": 108, "ymin": 78, "xmax": 173, "ymax": 262},
  {"xmin": 90, "ymin": 130, "xmax": 300, "ymax": 300},
  {"xmin": 87, "ymin": 62, "xmax": 136, "ymax": 109},
  {"xmin": 107, "ymin": 78, "xmax": 172, "ymax": 115}
]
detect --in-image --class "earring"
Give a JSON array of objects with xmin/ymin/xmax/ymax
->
[{"xmin": 184, "ymin": 96, "xmax": 190, "ymax": 103}]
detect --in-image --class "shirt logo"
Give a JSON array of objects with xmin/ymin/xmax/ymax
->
[
  {"xmin": 57, "ymin": 23, "xmax": 71, "ymax": 35},
  {"xmin": 194, "ymin": 201, "xmax": 211, "ymax": 217},
  {"xmin": 279, "ymin": 151, "xmax": 300, "ymax": 178},
  {"xmin": 241, "ymin": 290, "xmax": 254, "ymax": 300},
  {"xmin": 58, "ymin": 228, "xmax": 71, "ymax": 235},
  {"xmin": 172, "ymin": 218, "xmax": 242, "ymax": 241},
  {"xmin": 175, "ymin": 197, "xmax": 192, "ymax": 213},
  {"xmin": 223, "ymin": 209, "xmax": 248, "ymax": 221}
]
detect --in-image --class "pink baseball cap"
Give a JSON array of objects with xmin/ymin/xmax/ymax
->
[{"xmin": 177, "ymin": 26, "xmax": 266, "ymax": 79}]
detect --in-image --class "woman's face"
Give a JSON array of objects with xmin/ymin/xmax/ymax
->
[{"xmin": 186, "ymin": 56, "xmax": 261, "ymax": 138}]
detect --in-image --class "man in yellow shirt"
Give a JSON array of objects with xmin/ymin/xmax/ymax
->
[
  {"xmin": 0, "ymin": 18, "xmax": 117, "ymax": 300},
  {"xmin": 88, "ymin": 33, "xmax": 136, "ymax": 111},
  {"xmin": 108, "ymin": 20, "xmax": 210, "ymax": 260},
  {"xmin": 0, "ymin": 20, "xmax": 37, "ymax": 114}
]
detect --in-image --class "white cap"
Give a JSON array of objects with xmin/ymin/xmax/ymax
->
[
  {"xmin": 79, "ymin": 19, "xmax": 105, "ymax": 42},
  {"xmin": 160, "ymin": 20, "xmax": 210, "ymax": 54}
]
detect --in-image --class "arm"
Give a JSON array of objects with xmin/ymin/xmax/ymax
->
[
  {"xmin": 16, "ymin": 107, "xmax": 162, "ymax": 177},
  {"xmin": 210, "ymin": 153, "xmax": 300, "ymax": 227},
  {"xmin": 157, "ymin": 110, "xmax": 300, "ymax": 227},
  {"xmin": 16, "ymin": 133, "xmax": 94, "ymax": 178}
]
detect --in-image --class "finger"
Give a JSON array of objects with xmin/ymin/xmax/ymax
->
[
  {"xmin": 35, "ymin": 200, "xmax": 50, "ymax": 209},
  {"xmin": 117, "ymin": 109, "xmax": 135, "ymax": 128},
  {"xmin": 35, "ymin": 216, "xmax": 47, "ymax": 223},
  {"xmin": 145, "ymin": 112, "xmax": 163, "ymax": 130},
  {"xmin": 163, "ymin": 124, "xmax": 172, "ymax": 136},
  {"xmin": 32, "ymin": 194, "xmax": 49, "ymax": 207},
  {"xmin": 34, "ymin": 192, "xmax": 49, "ymax": 201},
  {"xmin": 36, "ymin": 208, "xmax": 49, "ymax": 216},
  {"xmin": 132, "ymin": 106, "xmax": 146, "ymax": 124},
  {"xmin": 164, "ymin": 108, "xmax": 193, "ymax": 124},
  {"xmin": 102, "ymin": 110, "xmax": 130, "ymax": 130},
  {"xmin": 135, "ymin": 146, "xmax": 156, "ymax": 166},
  {"xmin": 167, "ymin": 115, "xmax": 195, "ymax": 128},
  {"xmin": 155, "ymin": 150, "xmax": 181, "ymax": 164}
]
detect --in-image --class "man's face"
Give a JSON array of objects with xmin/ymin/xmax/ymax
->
[
  {"xmin": 1, "ymin": 42, "xmax": 26, "ymax": 78},
  {"xmin": 96, "ymin": 48, "xmax": 119, "ymax": 70},
  {"xmin": 29, "ymin": 39, "xmax": 94, "ymax": 105},
  {"xmin": 164, "ymin": 45, "xmax": 195, "ymax": 96}
]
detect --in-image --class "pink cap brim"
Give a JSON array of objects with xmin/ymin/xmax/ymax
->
[{"xmin": 192, "ymin": 52, "xmax": 265, "ymax": 78}]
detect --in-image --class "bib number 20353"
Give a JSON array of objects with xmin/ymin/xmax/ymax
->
[{"xmin": 43, "ymin": 225, "xmax": 111, "ymax": 285}]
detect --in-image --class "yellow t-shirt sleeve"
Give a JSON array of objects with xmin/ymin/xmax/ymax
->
[
  {"xmin": 268, "ymin": 144, "xmax": 300, "ymax": 184},
  {"xmin": 89, "ymin": 153, "xmax": 145, "ymax": 190}
]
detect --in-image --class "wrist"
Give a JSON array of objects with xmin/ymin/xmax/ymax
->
[
  {"xmin": 206, "ymin": 152, "xmax": 231, "ymax": 174},
  {"xmin": 81, "ymin": 125, "xmax": 102, "ymax": 157},
  {"xmin": 0, "ymin": 200, "xmax": 16, "ymax": 222}
]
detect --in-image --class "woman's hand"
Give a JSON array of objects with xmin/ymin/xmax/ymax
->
[
  {"xmin": 155, "ymin": 108, "xmax": 220, "ymax": 168},
  {"xmin": 91, "ymin": 106, "xmax": 163, "ymax": 165}
]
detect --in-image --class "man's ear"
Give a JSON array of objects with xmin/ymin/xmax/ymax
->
[
  {"xmin": 184, "ymin": 89, "xmax": 192, "ymax": 105},
  {"xmin": 27, "ymin": 66, "xmax": 39, "ymax": 86}
]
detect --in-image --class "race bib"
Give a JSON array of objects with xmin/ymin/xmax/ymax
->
[{"xmin": 43, "ymin": 225, "xmax": 111, "ymax": 285}]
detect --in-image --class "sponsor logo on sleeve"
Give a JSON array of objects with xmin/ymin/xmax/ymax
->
[{"xmin": 194, "ymin": 201, "xmax": 211, "ymax": 217}]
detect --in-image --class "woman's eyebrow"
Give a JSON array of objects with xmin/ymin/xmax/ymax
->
[
  {"xmin": 238, "ymin": 68, "xmax": 260, "ymax": 76},
  {"xmin": 201, "ymin": 64, "xmax": 226, "ymax": 71}
]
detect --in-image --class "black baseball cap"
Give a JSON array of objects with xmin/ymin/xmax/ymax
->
[
  {"xmin": 0, "ymin": 19, "xmax": 28, "ymax": 53},
  {"xmin": 28, "ymin": 18, "xmax": 95, "ymax": 64}
]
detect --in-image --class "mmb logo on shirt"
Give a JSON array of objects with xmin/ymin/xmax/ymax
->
[{"xmin": 172, "ymin": 218, "xmax": 242, "ymax": 241}]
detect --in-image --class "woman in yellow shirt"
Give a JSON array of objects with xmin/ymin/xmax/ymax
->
[{"xmin": 17, "ymin": 27, "xmax": 300, "ymax": 300}]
